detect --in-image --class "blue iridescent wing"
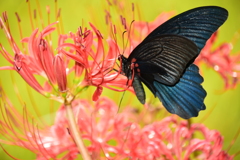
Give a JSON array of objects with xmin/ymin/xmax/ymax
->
[
  {"xmin": 153, "ymin": 64, "xmax": 206, "ymax": 119},
  {"xmin": 141, "ymin": 6, "xmax": 228, "ymax": 53}
]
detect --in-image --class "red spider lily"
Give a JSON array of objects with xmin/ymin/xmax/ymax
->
[
  {"xmin": 195, "ymin": 32, "xmax": 240, "ymax": 89},
  {"xmin": 0, "ymin": 14, "xmax": 128, "ymax": 101},
  {"xmin": 0, "ymin": 16, "xmax": 70, "ymax": 98},
  {"xmin": 0, "ymin": 9, "xmax": 129, "ymax": 159},
  {"xmin": 0, "ymin": 92, "xmax": 233, "ymax": 159},
  {"xmin": 0, "ymin": 17, "xmax": 45, "ymax": 94},
  {"xmin": 0, "ymin": 1, "xmax": 239, "ymax": 159},
  {"xmin": 60, "ymin": 23, "xmax": 128, "ymax": 101},
  {"xmin": 53, "ymin": 54, "xmax": 67, "ymax": 92}
]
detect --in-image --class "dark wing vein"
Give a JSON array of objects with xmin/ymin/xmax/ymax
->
[
  {"xmin": 129, "ymin": 34, "xmax": 198, "ymax": 85},
  {"xmin": 143, "ymin": 6, "xmax": 228, "ymax": 52}
]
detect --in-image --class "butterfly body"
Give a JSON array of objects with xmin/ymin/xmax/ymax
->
[
  {"xmin": 121, "ymin": 6, "xmax": 228, "ymax": 119},
  {"xmin": 121, "ymin": 55, "xmax": 146, "ymax": 104}
]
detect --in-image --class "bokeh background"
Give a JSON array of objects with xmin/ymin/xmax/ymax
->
[{"xmin": 0, "ymin": 0, "xmax": 240, "ymax": 159}]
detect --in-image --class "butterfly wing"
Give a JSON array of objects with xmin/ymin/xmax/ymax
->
[
  {"xmin": 152, "ymin": 64, "xmax": 206, "ymax": 119},
  {"xmin": 123, "ymin": 6, "xmax": 227, "ymax": 118},
  {"xmin": 143, "ymin": 6, "xmax": 228, "ymax": 53},
  {"xmin": 129, "ymin": 34, "xmax": 198, "ymax": 85}
]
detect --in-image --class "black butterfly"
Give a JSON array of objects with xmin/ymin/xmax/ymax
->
[{"xmin": 120, "ymin": 6, "xmax": 228, "ymax": 119}]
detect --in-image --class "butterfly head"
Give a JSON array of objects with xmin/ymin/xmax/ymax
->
[{"xmin": 118, "ymin": 55, "xmax": 134, "ymax": 79}]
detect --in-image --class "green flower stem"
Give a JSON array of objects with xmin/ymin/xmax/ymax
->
[{"xmin": 65, "ymin": 103, "xmax": 91, "ymax": 160}]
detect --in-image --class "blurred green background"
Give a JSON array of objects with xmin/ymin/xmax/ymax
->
[{"xmin": 0, "ymin": 0, "xmax": 240, "ymax": 159}]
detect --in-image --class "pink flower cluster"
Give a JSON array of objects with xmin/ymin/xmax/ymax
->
[
  {"xmin": 0, "ymin": 17, "xmax": 68, "ymax": 95},
  {"xmin": 195, "ymin": 32, "xmax": 240, "ymax": 89},
  {"xmin": 0, "ymin": 14, "xmax": 127, "ymax": 102},
  {"xmin": 0, "ymin": 2, "xmax": 239, "ymax": 159},
  {"xmin": 1, "ymin": 5, "xmax": 240, "ymax": 102},
  {"xmin": 59, "ymin": 23, "xmax": 127, "ymax": 101},
  {"xmin": 0, "ymin": 95, "xmax": 232, "ymax": 160}
]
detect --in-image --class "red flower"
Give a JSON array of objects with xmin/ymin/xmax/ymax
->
[
  {"xmin": 60, "ymin": 23, "xmax": 128, "ymax": 101},
  {"xmin": 0, "ymin": 92, "xmax": 233, "ymax": 159},
  {"xmin": 0, "ymin": 15, "xmax": 71, "ymax": 97},
  {"xmin": 0, "ymin": 13, "xmax": 127, "ymax": 101},
  {"xmin": 195, "ymin": 32, "xmax": 240, "ymax": 89},
  {"xmin": 53, "ymin": 54, "xmax": 67, "ymax": 92},
  {"xmin": 0, "ymin": 2, "xmax": 239, "ymax": 159}
]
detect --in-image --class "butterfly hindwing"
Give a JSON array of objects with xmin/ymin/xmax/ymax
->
[
  {"xmin": 129, "ymin": 34, "xmax": 198, "ymax": 85},
  {"xmin": 143, "ymin": 6, "xmax": 228, "ymax": 52},
  {"xmin": 153, "ymin": 64, "xmax": 206, "ymax": 119}
]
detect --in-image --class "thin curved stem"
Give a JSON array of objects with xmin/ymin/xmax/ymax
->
[{"xmin": 65, "ymin": 103, "xmax": 91, "ymax": 160}]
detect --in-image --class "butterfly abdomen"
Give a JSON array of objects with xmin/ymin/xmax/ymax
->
[{"xmin": 132, "ymin": 75, "xmax": 146, "ymax": 104}]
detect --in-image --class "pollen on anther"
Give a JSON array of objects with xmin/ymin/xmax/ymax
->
[
  {"xmin": 0, "ymin": 20, "xmax": 3, "ymax": 29},
  {"xmin": 34, "ymin": 9, "xmax": 37, "ymax": 19},
  {"xmin": 113, "ymin": 25, "xmax": 116, "ymax": 34},
  {"xmin": 46, "ymin": 6, "xmax": 50, "ymax": 14},
  {"xmin": 57, "ymin": 8, "xmax": 61, "ymax": 18},
  {"xmin": 15, "ymin": 12, "xmax": 21, "ymax": 22},
  {"xmin": 2, "ymin": 11, "xmax": 8, "ymax": 22}
]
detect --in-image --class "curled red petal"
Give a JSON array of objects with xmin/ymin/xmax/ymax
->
[{"xmin": 53, "ymin": 54, "xmax": 67, "ymax": 92}]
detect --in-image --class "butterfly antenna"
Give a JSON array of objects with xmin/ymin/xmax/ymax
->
[
  {"xmin": 122, "ymin": 20, "xmax": 135, "ymax": 57},
  {"xmin": 111, "ymin": 23, "xmax": 121, "ymax": 69},
  {"xmin": 121, "ymin": 30, "xmax": 127, "ymax": 55},
  {"xmin": 132, "ymin": 3, "xmax": 135, "ymax": 22},
  {"xmin": 110, "ymin": 31, "xmax": 126, "ymax": 73},
  {"xmin": 107, "ymin": 21, "xmax": 123, "ymax": 73},
  {"xmin": 110, "ymin": 23, "xmax": 118, "ymax": 44}
]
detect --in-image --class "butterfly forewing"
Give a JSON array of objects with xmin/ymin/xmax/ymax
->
[
  {"xmin": 129, "ymin": 35, "xmax": 198, "ymax": 85},
  {"xmin": 143, "ymin": 6, "xmax": 228, "ymax": 52},
  {"xmin": 121, "ymin": 6, "xmax": 228, "ymax": 119}
]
